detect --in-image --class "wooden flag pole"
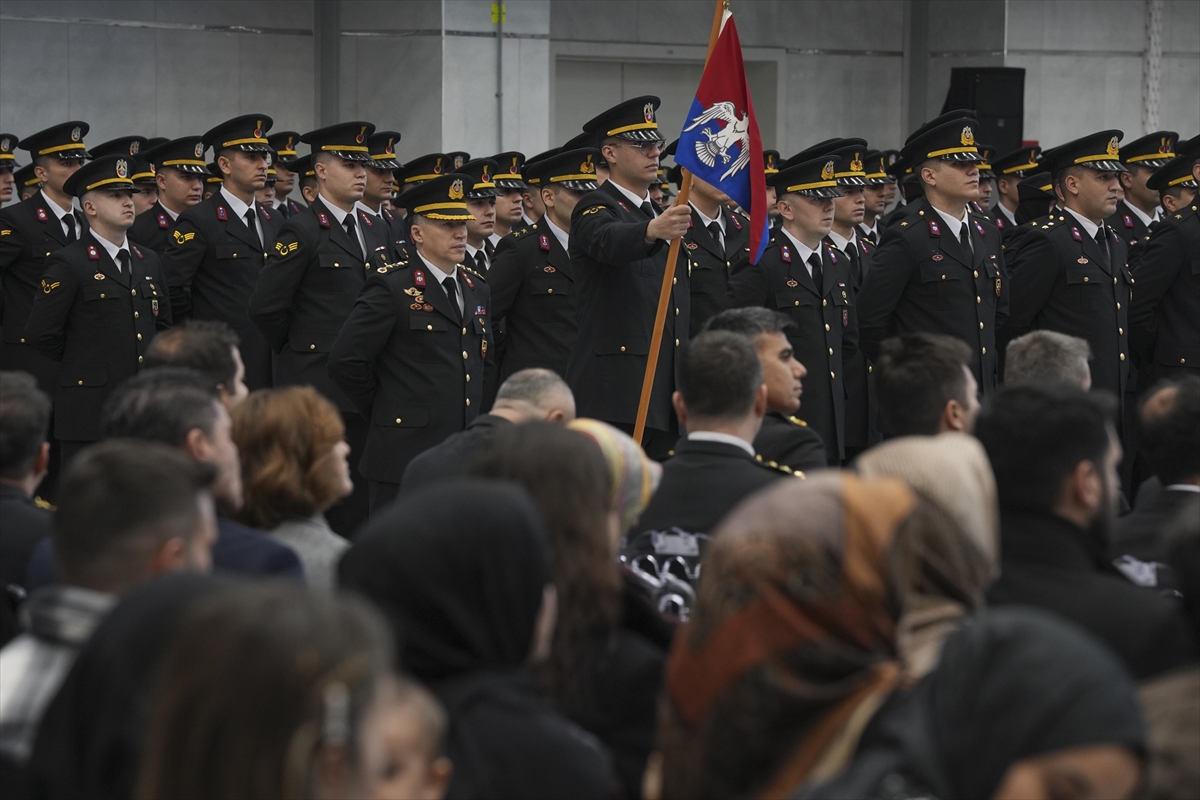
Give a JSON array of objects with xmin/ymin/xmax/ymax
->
[{"xmin": 632, "ymin": 0, "xmax": 728, "ymax": 445}]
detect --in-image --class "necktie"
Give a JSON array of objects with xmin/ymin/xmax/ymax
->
[
  {"xmin": 959, "ymin": 222, "xmax": 972, "ymax": 256},
  {"xmin": 808, "ymin": 253, "xmax": 823, "ymax": 289},
  {"xmin": 846, "ymin": 241, "xmax": 862, "ymax": 287},
  {"xmin": 243, "ymin": 209, "xmax": 262, "ymax": 250},
  {"xmin": 1095, "ymin": 229, "xmax": 1110, "ymax": 270},
  {"xmin": 640, "ymin": 201, "xmax": 655, "ymax": 219},
  {"xmin": 344, "ymin": 216, "xmax": 363, "ymax": 259},
  {"xmin": 475, "ymin": 251, "xmax": 488, "ymax": 274},
  {"xmin": 707, "ymin": 221, "xmax": 723, "ymax": 253},
  {"xmin": 116, "ymin": 249, "xmax": 130, "ymax": 275},
  {"xmin": 442, "ymin": 276, "xmax": 462, "ymax": 322},
  {"xmin": 62, "ymin": 214, "xmax": 76, "ymax": 243}
]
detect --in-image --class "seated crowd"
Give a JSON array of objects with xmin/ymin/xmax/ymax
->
[{"xmin": 0, "ymin": 318, "xmax": 1197, "ymax": 800}]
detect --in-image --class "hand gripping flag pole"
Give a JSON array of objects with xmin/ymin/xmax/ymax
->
[{"xmin": 633, "ymin": 0, "xmax": 733, "ymax": 445}]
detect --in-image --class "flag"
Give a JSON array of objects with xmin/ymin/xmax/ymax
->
[{"xmin": 674, "ymin": 14, "xmax": 768, "ymax": 264}]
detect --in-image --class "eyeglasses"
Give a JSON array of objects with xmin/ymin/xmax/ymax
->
[{"xmin": 618, "ymin": 139, "xmax": 666, "ymax": 155}]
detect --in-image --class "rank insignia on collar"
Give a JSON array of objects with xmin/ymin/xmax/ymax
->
[
  {"xmin": 544, "ymin": 265, "xmax": 556, "ymax": 273},
  {"xmin": 539, "ymin": 234, "xmax": 550, "ymax": 251},
  {"xmin": 414, "ymin": 270, "xmax": 426, "ymax": 287},
  {"xmin": 358, "ymin": 211, "xmax": 373, "ymax": 227},
  {"xmin": 781, "ymin": 245, "xmax": 792, "ymax": 263},
  {"xmin": 928, "ymin": 219, "xmax": 941, "ymax": 237},
  {"xmin": 730, "ymin": 215, "xmax": 743, "ymax": 230},
  {"xmin": 132, "ymin": 245, "xmax": 143, "ymax": 258},
  {"xmin": 996, "ymin": 216, "xmax": 1006, "ymax": 229},
  {"xmin": 461, "ymin": 271, "xmax": 475, "ymax": 289},
  {"xmin": 973, "ymin": 220, "xmax": 985, "ymax": 236},
  {"xmin": 1123, "ymin": 215, "xmax": 1134, "ymax": 228},
  {"xmin": 1077, "ymin": 256, "xmax": 1089, "ymax": 264},
  {"xmin": 616, "ymin": 201, "xmax": 629, "ymax": 212},
  {"xmin": 216, "ymin": 206, "xmax": 228, "ymax": 221},
  {"xmin": 786, "ymin": 278, "xmax": 798, "ymax": 287},
  {"xmin": 158, "ymin": 213, "xmax": 169, "ymax": 229},
  {"xmin": 88, "ymin": 245, "xmax": 100, "ymax": 260},
  {"xmin": 317, "ymin": 212, "xmax": 330, "ymax": 228},
  {"xmin": 931, "ymin": 253, "xmax": 944, "ymax": 261},
  {"xmin": 36, "ymin": 207, "xmax": 48, "ymax": 222},
  {"xmin": 1071, "ymin": 226, "xmax": 1082, "ymax": 241},
  {"xmin": 826, "ymin": 248, "xmax": 837, "ymax": 264},
  {"xmin": 475, "ymin": 305, "xmax": 486, "ymax": 316}
]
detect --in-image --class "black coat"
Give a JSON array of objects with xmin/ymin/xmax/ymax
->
[
  {"xmin": 127, "ymin": 201, "xmax": 178, "ymax": 254},
  {"xmin": 159, "ymin": 191, "xmax": 283, "ymax": 390},
  {"xmin": 833, "ymin": 234, "xmax": 878, "ymax": 452},
  {"xmin": 567, "ymin": 182, "xmax": 689, "ymax": 432},
  {"xmin": 987, "ymin": 510, "xmax": 1198, "ymax": 681},
  {"xmin": 355, "ymin": 205, "xmax": 407, "ymax": 263},
  {"xmin": 1106, "ymin": 199, "xmax": 1155, "ymax": 250},
  {"xmin": 276, "ymin": 196, "xmax": 306, "ymax": 218},
  {"xmin": 751, "ymin": 410, "xmax": 828, "ymax": 475},
  {"xmin": 328, "ymin": 256, "xmax": 490, "ymax": 484},
  {"xmin": 728, "ymin": 234, "xmax": 858, "ymax": 463},
  {"xmin": 488, "ymin": 222, "xmax": 577, "ymax": 382},
  {"xmin": 249, "ymin": 197, "xmax": 391, "ymax": 413},
  {"xmin": 1129, "ymin": 202, "xmax": 1199, "ymax": 379},
  {"xmin": 1003, "ymin": 212, "xmax": 1132, "ymax": 400},
  {"xmin": 857, "ymin": 198, "xmax": 1009, "ymax": 393},
  {"xmin": 635, "ymin": 438, "xmax": 787, "ymax": 538},
  {"xmin": 0, "ymin": 190, "xmax": 88, "ymax": 391},
  {"xmin": 25, "ymin": 233, "xmax": 171, "ymax": 443},
  {"xmin": 0, "ymin": 484, "xmax": 50, "ymax": 593},
  {"xmin": 682, "ymin": 205, "xmax": 750, "ymax": 337},
  {"xmin": 1113, "ymin": 487, "xmax": 1200, "ymax": 566},
  {"xmin": 399, "ymin": 413, "xmax": 514, "ymax": 494}
]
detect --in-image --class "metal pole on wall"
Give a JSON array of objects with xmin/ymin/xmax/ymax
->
[
  {"xmin": 1142, "ymin": 0, "xmax": 1162, "ymax": 135},
  {"xmin": 495, "ymin": 2, "xmax": 505, "ymax": 151}
]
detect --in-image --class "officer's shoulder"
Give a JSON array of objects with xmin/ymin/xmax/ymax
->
[
  {"xmin": 574, "ymin": 192, "xmax": 619, "ymax": 218},
  {"xmin": 510, "ymin": 222, "xmax": 537, "ymax": 240},
  {"xmin": 460, "ymin": 263, "xmax": 487, "ymax": 282},
  {"xmin": 752, "ymin": 452, "xmax": 806, "ymax": 479}
]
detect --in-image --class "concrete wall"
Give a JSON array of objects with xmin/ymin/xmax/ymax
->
[{"xmin": 1, "ymin": 0, "xmax": 1196, "ymax": 164}]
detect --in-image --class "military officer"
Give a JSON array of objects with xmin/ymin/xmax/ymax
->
[
  {"xmin": 290, "ymin": 155, "xmax": 319, "ymax": 205},
  {"xmin": 489, "ymin": 152, "xmax": 528, "ymax": 245},
  {"xmin": 0, "ymin": 122, "xmax": 91, "ymax": 392},
  {"xmin": 1003, "ymin": 131, "xmax": 1133, "ymax": 407},
  {"xmin": 446, "ymin": 151, "xmax": 471, "ymax": 172},
  {"xmin": 763, "ymin": 149, "xmax": 782, "ymax": 229},
  {"xmin": 328, "ymin": 173, "xmax": 490, "ymax": 512},
  {"xmin": 1129, "ymin": 137, "xmax": 1200, "ymax": 382},
  {"xmin": 489, "ymin": 147, "xmax": 600, "ymax": 381},
  {"xmin": 254, "ymin": 163, "xmax": 278, "ymax": 208},
  {"xmin": 458, "ymin": 158, "xmax": 501, "ymax": 272},
  {"xmin": 566, "ymin": 96, "xmax": 692, "ymax": 458},
  {"xmin": 25, "ymin": 156, "xmax": 171, "ymax": 468},
  {"xmin": 12, "ymin": 164, "xmax": 42, "ymax": 204},
  {"xmin": 129, "ymin": 136, "xmax": 209, "ymax": 253},
  {"xmin": 1108, "ymin": 131, "xmax": 1178, "ymax": 248},
  {"xmin": 856, "ymin": 116, "xmax": 1007, "ymax": 393},
  {"xmin": 393, "ymin": 153, "xmax": 449, "ymax": 225},
  {"xmin": 267, "ymin": 131, "xmax": 305, "ymax": 217},
  {"xmin": 858, "ymin": 150, "xmax": 891, "ymax": 245},
  {"xmin": 518, "ymin": 147, "xmax": 555, "ymax": 227},
  {"xmin": 202, "ymin": 163, "xmax": 223, "ymax": 200},
  {"xmin": 160, "ymin": 114, "xmax": 282, "ymax": 390},
  {"xmin": 991, "ymin": 146, "xmax": 1042, "ymax": 237},
  {"xmin": 973, "ymin": 144, "xmax": 997, "ymax": 219},
  {"xmin": 352, "ymin": 129, "xmax": 405, "ymax": 261},
  {"xmin": 1014, "ymin": 171, "xmax": 1057, "ymax": 223},
  {"xmin": 0, "ymin": 133, "xmax": 19, "ymax": 205},
  {"xmin": 728, "ymin": 155, "xmax": 857, "ymax": 465},
  {"xmin": 1146, "ymin": 149, "xmax": 1198, "ymax": 216}
]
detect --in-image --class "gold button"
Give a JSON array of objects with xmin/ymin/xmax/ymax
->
[
  {"xmin": 465, "ymin": 374, "xmax": 471, "ymax": 382},
  {"xmin": 824, "ymin": 324, "xmax": 830, "ymax": 331},
  {"xmin": 19, "ymin": 338, "xmax": 25, "ymax": 343},
  {"xmin": 1113, "ymin": 276, "xmax": 1117, "ymax": 284},
  {"xmin": 620, "ymin": 346, "xmax": 626, "ymax": 352},
  {"xmin": 1120, "ymin": 353, "xmax": 1125, "ymax": 361},
  {"xmin": 672, "ymin": 277, "xmax": 677, "ymax": 285},
  {"xmin": 466, "ymin": 398, "xmax": 471, "ymax": 406},
  {"xmin": 976, "ymin": 296, "xmax": 981, "ymax": 304},
  {"xmin": 462, "ymin": 327, "xmax": 467, "ymax": 335},
  {"xmin": 395, "ymin": 418, "xmax": 402, "ymax": 424},
  {"xmin": 310, "ymin": 344, "xmax": 316, "ymax": 350},
  {"xmin": 1083, "ymin": 276, "xmax": 1089, "ymax": 282},
  {"xmin": 462, "ymin": 351, "xmax": 468, "ymax": 359},
  {"xmin": 828, "ymin": 347, "xmax": 834, "ymax": 355},
  {"xmin": 131, "ymin": 289, "xmax": 136, "ymax": 296},
  {"xmin": 137, "ymin": 333, "xmax": 143, "ymax": 340},
  {"xmin": 830, "ymin": 371, "xmax": 835, "ymax": 379},
  {"xmin": 795, "ymin": 300, "xmax": 800, "ymax": 306},
  {"xmin": 675, "ymin": 339, "xmax": 680, "ymax": 346},
  {"xmin": 547, "ymin": 288, "xmax": 553, "ymax": 294},
  {"xmin": 1118, "ymin": 327, "xmax": 1123, "ymax": 335},
  {"xmin": 941, "ymin": 274, "xmax": 946, "ymax": 280},
  {"xmin": 1116, "ymin": 302, "xmax": 1121, "ymax": 309},
  {"xmin": 100, "ymin": 293, "xmax": 105, "ymax": 298},
  {"xmin": 973, "ymin": 270, "xmax": 979, "ymax": 278},
  {"xmin": 134, "ymin": 311, "xmax": 139, "ymax": 318},
  {"xmin": 427, "ymin": 324, "xmax": 433, "ymax": 331},
  {"xmin": 868, "ymin": 365, "xmax": 873, "ymax": 373},
  {"xmin": 675, "ymin": 307, "xmax": 679, "ymax": 315},
  {"xmin": 77, "ymin": 380, "xmax": 83, "ymax": 386},
  {"xmin": 979, "ymin": 322, "xmax": 984, "ymax": 330},
  {"xmin": 334, "ymin": 262, "xmax": 340, "ymax": 267},
  {"xmin": 822, "ymin": 299, "xmax": 827, "ymax": 307},
  {"xmin": 1182, "ymin": 358, "xmax": 1187, "ymax": 364},
  {"xmin": 726, "ymin": 261, "xmax": 731, "ymax": 268},
  {"xmin": 981, "ymin": 347, "xmax": 987, "ymax": 355},
  {"xmin": 138, "ymin": 356, "xmax": 143, "ymax": 363},
  {"xmin": 232, "ymin": 253, "xmax": 237, "ymax": 257}
]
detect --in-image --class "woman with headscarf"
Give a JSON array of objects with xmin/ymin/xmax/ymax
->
[
  {"xmin": 654, "ymin": 472, "xmax": 916, "ymax": 799},
  {"xmin": 854, "ymin": 432, "xmax": 1000, "ymax": 679},
  {"xmin": 471, "ymin": 422, "xmax": 665, "ymax": 799},
  {"xmin": 798, "ymin": 607, "xmax": 1146, "ymax": 800},
  {"xmin": 338, "ymin": 479, "xmax": 617, "ymax": 800}
]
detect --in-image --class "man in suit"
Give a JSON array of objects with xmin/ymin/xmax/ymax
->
[
  {"xmin": 458, "ymin": 158, "xmax": 500, "ymax": 273},
  {"xmin": 489, "ymin": 147, "xmax": 600, "ymax": 382},
  {"xmin": 1130, "ymin": 140, "xmax": 1200, "ymax": 383},
  {"xmin": 567, "ymin": 96, "xmax": 691, "ymax": 459},
  {"xmin": 991, "ymin": 145, "xmax": 1042, "ymax": 240},
  {"xmin": 25, "ymin": 157, "xmax": 172, "ymax": 469},
  {"xmin": 729, "ymin": 154, "xmax": 857, "ymax": 465},
  {"xmin": 858, "ymin": 150, "xmax": 890, "ymax": 246},
  {"xmin": 11, "ymin": 164, "xmax": 42, "ymax": 205},
  {"xmin": 328, "ymin": 174, "xmax": 490, "ymax": 513},
  {"xmin": 128, "ymin": 137, "xmax": 209, "ymax": 254},
  {"xmin": 857, "ymin": 115, "xmax": 1008, "ymax": 394},
  {"xmin": 704, "ymin": 307, "xmax": 826, "ymax": 475},
  {"xmin": 1107, "ymin": 131, "xmax": 1177, "ymax": 249},
  {"xmin": 0, "ymin": 122, "xmax": 90, "ymax": 393},
  {"xmin": 0, "ymin": 134, "xmax": 18, "ymax": 206},
  {"xmin": 267, "ymin": 131, "xmax": 305, "ymax": 217},
  {"xmin": 763, "ymin": 149, "xmax": 782, "ymax": 230},
  {"xmin": 488, "ymin": 151, "xmax": 528, "ymax": 247},
  {"xmin": 356, "ymin": 129, "xmax": 407, "ymax": 261},
  {"xmin": 160, "ymin": 114, "xmax": 282, "ymax": 390},
  {"xmin": 250, "ymin": 121, "xmax": 382, "ymax": 535}
]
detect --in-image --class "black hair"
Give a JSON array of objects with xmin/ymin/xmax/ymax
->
[
  {"xmin": 704, "ymin": 306, "xmax": 797, "ymax": 339},
  {"xmin": 975, "ymin": 384, "xmax": 1117, "ymax": 514},
  {"xmin": 676, "ymin": 331, "xmax": 762, "ymax": 420},
  {"xmin": 876, "ymin": 334, "xmax": 972, "ymax": 438},
  {"xmin": 144, "ymin": 321, "xmax": 241, "ymax": 394},
  {"xmin": 1139, "ymin": 377, "xmax": 1200, "ymax": 485},
  {"xmin": 0, "ymin": 371, "xmax": 52, "ymax": 479},
  {"xmin": 102, "ymin": 368, "xmax": 221, "ymax": 447}
]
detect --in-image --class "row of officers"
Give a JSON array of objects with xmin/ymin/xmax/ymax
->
[{"xmin": 1, "ymin": 106, "xmax": 1197, "ymax": 528}]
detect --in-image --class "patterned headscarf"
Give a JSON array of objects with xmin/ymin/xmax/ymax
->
[{"xmin": 567, "ymin": 418, "xmax": 662, "ymax": 532}]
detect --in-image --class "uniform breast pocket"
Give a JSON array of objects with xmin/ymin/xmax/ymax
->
[
  {"xmin": 215, "ymin": 243, "xmax": 257, "ymax": 266},
  {"xmin": 1065, "ymin": 266, "xmax": 1109, "ymax": 311},
  {"xmin": 34, "ymin": 237, "xmax": 58, "ymax": 260},
  {"xmin": 529, "ymin": 272, "xmax": 571, "ymax": 297},
  {"xmin": 409, "ymin": 313, "xmax": 449, "ymax": 363},
  {"xmin": 317, "ymin": 251, "xmax": 352, "ymax": 270},
  {"xmin": 80, "ymin": 282, "xmax": 122, "ymax": 326},
  {"xmin": 920, "ymin": 262, "xmax": 963, "ymax": 310},
  {"xmin": 773, "ymin": 289, "xmax": 813, "ymax": 311}
]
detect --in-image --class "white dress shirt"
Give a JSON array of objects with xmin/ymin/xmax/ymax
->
[
  {"xmin": 41, "ymin": 192, "xmax": 79, "ymax": 240},
  {"xmin": 220, "ymin": 186, "xmax": 265, "ymax": 245},
  {"xmin": 687, "ymin": 431, "xmax": 755, "ymax": 457},
  {"xmin": 417, "ymin": 251, "xmax": 464, "ymax": 317},
  {"xmin": 779, "ymin": 227, "xmax": 820, "ymax": 277},
  {"xmin": 91, "ymin": 230, "xmax": 130, "ymax": 272},
  {"xmin": 321, "ymin": 195, "xmax": 368, "ymax": 257},
  {"xmin": 543, "ymin": 215, "xmax": 569, "ymax": 252}
]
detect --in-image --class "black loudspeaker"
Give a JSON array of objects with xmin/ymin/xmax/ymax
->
[{"xmin": 942, "ymin": 67, "xmax": 1025, "ymax": 154}]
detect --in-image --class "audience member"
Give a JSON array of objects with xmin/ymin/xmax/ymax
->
[
  {"xmin": 339, "ymin": 480, "xmax": 617, "ymax": 799},
  {"xmin": 231, "ymin": 387, "xmax": 352, "ymax": 588},
  {"xmin": 1004, "ymin": 329, "xmax": 1093, "ymax": 389},
  {"xmin": 1114, "ymin": 377, "xmax": 1200, "ymax": 567},
  {"xmin": 0, "ymin": 441, "xmax": 217, "ymax": 767},
  {"xmin": 705, "ymin": 307, "xmax": 827, "ymax": 473},
  {"xmin": 96, "ymin": 368, "xmax": 303, "ymax": 579},
  {"xmin": 470, "ymin": 422, "xmax": 662, "ymax": 798},
  {"xmin": 876, "ymin": 333, "xmax": 978, "ymax": 438},
  {"xmin": 977, "ymin": 383, "xmax": 1198, "ymax": 679},
  {"xmin": 655, "ymin": 473, "xmax": 915, "ymax": 798},
  {"xmin": 798, "ymin": 608, "xmax": 1146, "ymax": 800},
  {"xmin": 143, "ymin": 320, "xmax": 249, "ymax": 409},
  {"xmin": 400, "ymin": 368, "xmax": 576, "ymax": 494},
  {"xmin": 0, "ymin": 372, "xmax": 52, "ymax": 643},
  {"xmin": 136, "ymin": 583, "xmax": 394, "ymax": 800},
  {"xmin": 360, "ymin": 676, "xmax": 453, "ymax": 800},
  {"xmin": 856, "ymin": 432, "xmax": 1000, "ymax": 678},
  {"xmin": 26, "ymin": 573, "xmax": 225, "ymax": 800}
]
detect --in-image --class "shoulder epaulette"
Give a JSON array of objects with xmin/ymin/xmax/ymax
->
[
  {"xmin": 34, "ymin": 496, "xmax": 55, "ymax": 510},
  {"xmin": 754, "ymin": 453, "xmax": 805, "ymax": 478},
  {"xmin": 788, "ymin": 415, "xmax": 808, "ymax": 427},
  {"xmin": 900, "ymin": 221, "xmax": 909, "ymax": 227},
  {"xmin": 376, "ymin": 257, "xmax": 409, "ymax": 275},
  {"xmin": 462, "ymin": 264, "xmax": 486, "ymax": 281},
  {"xmin": 512, "ymin": 225, "xmax": 534, "ymax": 239}
]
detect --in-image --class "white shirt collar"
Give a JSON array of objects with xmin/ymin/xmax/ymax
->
[
  {"xmin": 543, "ymin": 215, "xmax": 569, "ymax": 252},
  {"xmin": 1165, "ymin": 484, "xmax": 1200, "ymax": 493},
  {"xmin": 687, "ymin": 431, "xmax": 755, "ymax": 457},
  {"xmin": 1064, "ymin": 207, "xmax": 1101, "ymax": 239},
  {"xmin": 858, "ymin": 220, "xmax": 878, "ymax": 240},
  {"xmin": 158, "ymin": 201, "xmax": 181, "ymax": 221},
  {"xmin": 464, "ymin": 242, "xmax": 482, "ymax": 259},
  {"xmin": 995, "ymin": 202, "xmax": 1017, "ymax": 226},
  {"xmin": 487, "ymin": 231, "xmax": 501, "ymax": 248},
  {"xmin": 415, "ymin": 249, "xmax": 456, "ymax": 280},
  {"xmin": 608, "ymin": 179, "xmax": 652, "ymax": 210},
  {"xmin": 826, "ymin": 229, "xmax": 855, "ymax": 252},
  {"xmin": 690, "ymin": 202, "xmax": 725, "ymax": 235},
  {"xmin": 931, "ymin": 204, "xmax": 970, "ymax": 238},
  {"xmin": 40, "ymin": 190, "xmax": 75, "ymax": 220},
  {"xmin": 91, "ymin": 229, "xmax": 130, "ymax": 268},
  {"xmin": 1124, "ymin": 201, "xmax": 1157, "ymax": 228},
  {"xmin": 353, "ymin": 199, "xmax": 382, "ymax": 218},
  {"xmin": 521, "ymin": 211, "xmax": 537, "ymax": 227},
  {"xmin": 779, "ymin": 227, "xmax": 819, "ymax": 274},
  {"xmin": 219, "ymin": 185, "xmax": 256, "ymax": 221}
]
